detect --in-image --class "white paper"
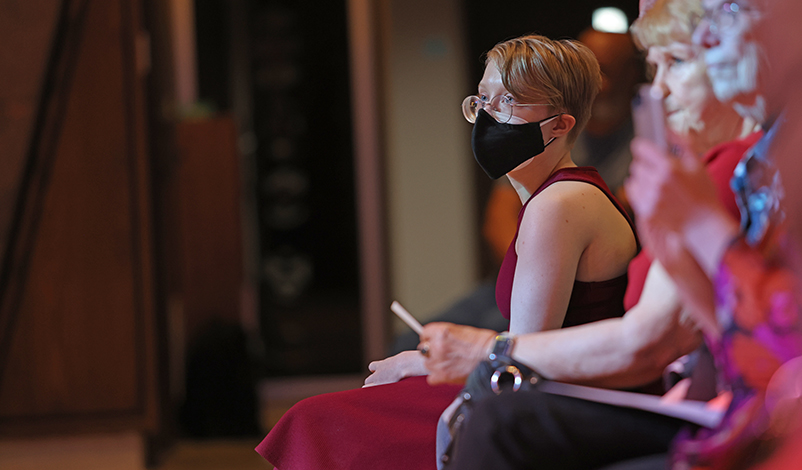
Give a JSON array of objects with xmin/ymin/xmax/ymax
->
[{"xmin": 539, "ymin": 381, "xmax": 724, "ymax": 428}]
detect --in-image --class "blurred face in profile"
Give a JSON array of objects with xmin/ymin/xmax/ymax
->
[
  {"xmin": 647, "ymin": 41, "xmax": 743, "ymax": 155},
  {"xmin": 693, "ymin": 0, "xmax": 762, "ymax": 105}
]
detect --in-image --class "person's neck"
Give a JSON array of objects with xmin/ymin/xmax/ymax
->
[
  {"xmin": 692, "ymin": 113, "xmax": 759, "ymax": 157},
  {"xmin": 507, "ymin": 149, "xmax": 576, "ymax": 203}
]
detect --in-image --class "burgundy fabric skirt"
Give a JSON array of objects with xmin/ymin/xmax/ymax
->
[{"xmin": 256, "ymin": 375, "xmax": 462, "ymax": 469}]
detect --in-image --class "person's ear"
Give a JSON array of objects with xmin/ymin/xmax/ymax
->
[{"xmin": 550, "ymin": 113, "xmax": 576, "ymax": 138}]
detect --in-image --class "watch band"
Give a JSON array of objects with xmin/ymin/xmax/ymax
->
[{"xmin": 488, "ymin": 332, "xmax": 515, "ymax": 361}]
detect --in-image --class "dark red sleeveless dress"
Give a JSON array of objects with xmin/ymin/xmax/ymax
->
[
  {"xmin": 496, "ymin": 166, "xmax": 636, "ymax": 327},
  {"xmin": 255, "ymin": 167, "xmax": 639, "ymax": 470}
]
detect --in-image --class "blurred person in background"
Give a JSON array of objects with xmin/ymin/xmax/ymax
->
[{"xmin": 625, "ymin": 0, "xmax": 802, "ymax": 467}]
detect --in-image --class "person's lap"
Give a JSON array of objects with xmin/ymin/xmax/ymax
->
[
  {"xmin": 447, "ymin": 388, "xmax": 690, "ymax": 470},
  {"xmin": 257, "ymin": 376, "xmax": 462, "ymax": 470}
]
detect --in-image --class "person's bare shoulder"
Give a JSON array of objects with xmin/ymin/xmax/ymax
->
[
  {"xmin": 524, "ymin": 180, "xmax": 611, "ymax": 228},
  {"xmin": 517, "ymin": 180, "xmax": 606, "ymax": 248}
]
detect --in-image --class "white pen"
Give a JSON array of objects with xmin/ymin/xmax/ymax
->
[{"xmin": 390, "ymin": 301, "xmax": 423, "ymax": 335}]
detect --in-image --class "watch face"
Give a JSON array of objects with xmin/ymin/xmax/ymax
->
[{"xmin": 491, "ymin": 333, "xmax": 514, "ymax": 359}]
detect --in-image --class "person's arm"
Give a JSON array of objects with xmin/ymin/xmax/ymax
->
[
  {"xmin": 625, "ymin": 137, "xmax": 739, "ymax": 338},
  {"xmin": 424, "ymin": 261, "xmax": 702, "ymax": 388},
  {"xmin": 510, "ymin": 261, "xmax": 701, "ymax": 388},
  {"xmin": 637, "ymin": 223, "xmax": 721, "ymax": 338},
  {"xmin": 680, "ymin": 203, "xmax": 740, "ymax": 277},
  {"xmin": 363, "ymin": 178, "xmax": 590, "ymax": 386},
  {"xmin": 508, "ymin": 183, "xmax": 595, "ymax": 333},
  {"xmin": 626, "ymin": 138, "xmax": 740, "ymax": 277}
]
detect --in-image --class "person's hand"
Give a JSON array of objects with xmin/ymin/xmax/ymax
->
[
  {"xmin": 363, "ymin": 350, "xmax": 427, "ymax": 387},
  {"xmin": 626, "ymin": 138, "xmax": 719, "ymax": 236},
  {"xmin": 626, "ymin": 138, "xmax": 738, "ymax": 275},
  {"xmin": 420, "ymin": 322, "xmax": 497, "ymax": 385}
]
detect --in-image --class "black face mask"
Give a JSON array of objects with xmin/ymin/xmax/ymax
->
[{"xmin": 471, "ymin": 109, "xmax": 561, "ymax": 179}]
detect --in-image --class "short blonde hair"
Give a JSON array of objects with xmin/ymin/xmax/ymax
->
[
  {"xmin": 486, "ymin": 35, "xmax": 602, "ymax": 145},
  {"xmin": 630, "ymin": 0, "xmax": 704, "ymax": 50}
]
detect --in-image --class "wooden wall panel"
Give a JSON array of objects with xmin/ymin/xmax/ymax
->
[
  {"xmin": 0, "ymin": 0, "xmax": 60, "ymax": 258},
  {"xmin": 175, "ymin": 116, "xmax": 244, "ymax": 342},
  {"xmin": 0, "ymin": 0, "xmax": 158, "ymax": 435}
]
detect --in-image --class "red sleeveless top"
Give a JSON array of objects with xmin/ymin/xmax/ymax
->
[{"xmin": 496, "ymin": 166, "xmax": 637, "ymax": 327}]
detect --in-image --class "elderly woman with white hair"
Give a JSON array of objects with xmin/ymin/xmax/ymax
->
[{"xmin": 428, "ymin": 0, "xmax": 765, "ymax": 467}]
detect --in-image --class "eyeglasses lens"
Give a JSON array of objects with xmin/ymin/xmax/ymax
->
[{"xmin": 461, "ymin": 96, "xmax": 513, "ymax": 124}]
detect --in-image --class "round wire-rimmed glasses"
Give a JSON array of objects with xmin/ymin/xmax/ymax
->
[{"xmin": 462, "ymin": 95, "xmax": 551, "ymax": 124}]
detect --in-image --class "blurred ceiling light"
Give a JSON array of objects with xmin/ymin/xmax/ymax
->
[{"xmin": 592, "ymin": 7, "xmax": 629, "ymax": 33}]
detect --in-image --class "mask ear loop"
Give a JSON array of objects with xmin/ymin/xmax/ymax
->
[{"xmin": 540, "ymin": 113, "xmax": 565, "ymax": 147}]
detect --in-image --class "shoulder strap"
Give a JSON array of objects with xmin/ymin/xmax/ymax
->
[{"xmin": 518, "ymin": 167, "xmax": 640, "ymax": 250}]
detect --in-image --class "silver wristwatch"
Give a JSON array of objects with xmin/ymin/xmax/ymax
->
[{"xmin": 488, "ymin": 332, "xmax": 515, "ymax": 361}]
